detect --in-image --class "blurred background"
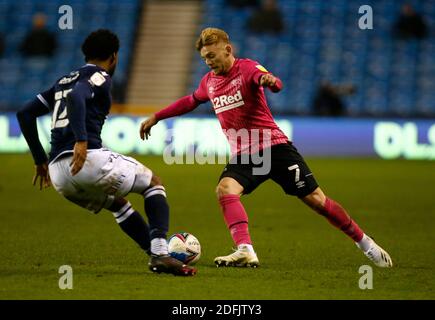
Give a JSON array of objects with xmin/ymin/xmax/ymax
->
[
  {"xmin": 0, "ymin": 0, "xmax": 434, "ymax": 117},
  {"xmin": 0, "ymin": 1, "xmax": 434, "ymax": 300}
]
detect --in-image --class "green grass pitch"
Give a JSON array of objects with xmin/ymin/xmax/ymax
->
[{"xmin": 0, "ymin": 154, "xmax": 434, "ymax": 299}]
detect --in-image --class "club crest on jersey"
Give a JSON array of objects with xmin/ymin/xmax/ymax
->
[
  {"xmin": 231, "ymin": 77, "xmax": 242, "ymax": 88},
  {"xmin": 255, "ymin": 65, "xmax": 268, "ymax": 73},
  {"xmin": 208, "ymin": 86, "xmax": 215, "ymax": 94},
  {"xmin": 212, "ymin": 90, "xmax": 245, "ymax": 114}
]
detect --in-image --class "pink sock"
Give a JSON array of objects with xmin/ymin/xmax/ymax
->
[
  {"xmin": 316, "ymin": 197, "xmax": 364, "ymax": 242},
  {"xmin": 218, "ymin": 195, "xmax": 252, "ymax": 246}
]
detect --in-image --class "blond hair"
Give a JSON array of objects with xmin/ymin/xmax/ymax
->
[{"xmin": 195, "ymin": 27, "xmax": 230, "ymax": 51}]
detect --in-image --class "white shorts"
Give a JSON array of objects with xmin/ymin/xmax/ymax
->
[{"xmin": 48, "ymin": 149, "xmax": 152, "ymax": 213}]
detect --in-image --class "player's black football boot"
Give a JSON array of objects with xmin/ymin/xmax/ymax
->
[{"xmin": 148, "ymin": 254, "xmax": 197, "ymax": 276}]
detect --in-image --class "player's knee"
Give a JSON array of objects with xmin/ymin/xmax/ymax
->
[
  {"xmin": 216, "ymin": 178, "xmax": 243, "ymax": 198},
  {"xmin": 216, "ymin": 180, "xmax": 231, "ymax": 197},
  {"xmin": 215, "ymin": 184, "xmax": 223, "ymax": 197},
  {"xmin": 302, "ymin": 187, "xmax": 326, "ymax": 212},
  {"xmin": 150, "ymin": 174, "xmax": 163, "ymax": 187},
  {"xmin": 143, "ymin": 174, "xmax": 167, "ymax": 200},
  {"xmin": 130, "ymin": 164, "xmax": 153, "ymax": 194},
  {"xmin": 107, "ymin": 197, "xmax": 128, "ymax": 212}
]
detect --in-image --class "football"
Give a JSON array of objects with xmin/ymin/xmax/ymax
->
[{"xmin": 167, "ymin": 232, "xmax": 201, "ymax": 265}]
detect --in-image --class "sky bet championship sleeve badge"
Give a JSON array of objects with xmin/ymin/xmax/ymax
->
[
  {"xmin": 89, "ymin": 72, "xmax": 106, "ymax": 87},
  {"xmin": 255, "ymin": 65, "xmax": 268, "ymax": 73}
]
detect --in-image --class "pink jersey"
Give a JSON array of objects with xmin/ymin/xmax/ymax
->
[{"xmin": 193, "ymin": 58, "xmax": 289, "ymax": 155}]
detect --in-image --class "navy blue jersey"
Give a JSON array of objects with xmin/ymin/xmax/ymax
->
[{"xmin": 36, "ymin": 64, "xmax": 112, "ymax": 162}]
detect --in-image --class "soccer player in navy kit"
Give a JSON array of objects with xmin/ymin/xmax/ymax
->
[{"xmin": 16, "ymin": 29, "xmax": 196, "ymax": 276}]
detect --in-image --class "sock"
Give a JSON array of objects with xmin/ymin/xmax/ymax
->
[
  {"xmin": 143, "ymin": 185, "xmax": 169, "ymax": 240},
  {"xmin": 315, "ymin": 197, "xmax": 364, "ymax": 242},
  {"xmin": 150, "ymin": 238, "xmax": 169, "ymax": 256},
  {"xmin": 238, "ymin": 243, "xmax": 255, "ymax": 254},
  {"xmin": 219, "ymin": 194, "xmax": 252, "ymax": 246},
  {"xmin": 112, "ymin": 202, "xmax": 150, "ymax": 253},
  {"xmin": 356, "ymin": 234, "xmax": 372, "ymax": 252}
]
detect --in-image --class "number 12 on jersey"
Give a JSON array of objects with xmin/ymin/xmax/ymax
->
[{"xmin": 51, "ymin": 89, "xmax": 72, "ymax": 129}]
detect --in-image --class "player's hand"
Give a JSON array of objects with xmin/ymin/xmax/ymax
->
[
  {"xmin": 33, "ymin": 162, "xmax": 51, "ymax": 190},
  {"xmin": 140, "ymin": 115, "xmax": 158, "ymax": 140},
  {"xmin": 70, "ymin": 141, "xmax": 88, "ymax": 176},
  {"xmin": 260, "ymin": 74, "xmax": 277, "ymax": 87}
]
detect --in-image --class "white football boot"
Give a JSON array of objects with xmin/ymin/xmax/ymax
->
[
  {"xmin": 214, "ymin": 245, "xmax": 260, "ymax": 268},
  {"xmin": 356, "ymin": 235, "xmax": 393, "ymax": 268}
]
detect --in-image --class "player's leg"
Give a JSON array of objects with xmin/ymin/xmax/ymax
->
[
  {"xmin": 216, "ymin": 177, "xmax": 251, "ymax": 248},
  {"xmin": 125, "ymin": 159, "xmax": 196, "ymax": 275},
  {"xmin": 105, "ymin": 166, "xmax": 196, "ymax": 276},
  {"xmin": 301, "ymin": 188, "xmax": 393, "ymax": 268},
  {"xmin": 270, "ymin": 143, "xmax": 392, "ymax": 268},
  {"xmin": 301, "ymin": 187, "xmax": 365, "ymax": 242},
  {"xmin": 49, "ymin": 153, "xmax": 152, "ymax": 254},
  {"xmin": 213, "ymin": 160, "xmax": 267, "ymax": 267},
  {"xmin": 50, "ymin": 150, "xmax": 195, "ymax": 276},
  {"xmin": 88, "ymin": 150, "xmax": 169, "ymax": 257},
  {"xmin": 133, "ymin": 174, "xmax": 170, "ymax": 256},
  {"xmin": 106, "ymin": 197, "xmax": 151, "ymax": 254}
]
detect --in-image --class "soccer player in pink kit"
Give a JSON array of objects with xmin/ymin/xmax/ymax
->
[{"xmin": 140, "ymin": 28, "xmax": 393, "ymax": 268}]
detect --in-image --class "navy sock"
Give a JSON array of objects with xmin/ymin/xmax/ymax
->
[
  {"xmin": 113, "ymin": 202, "xmax": 150, "ymax": 253},
  {"xmin": 143, "ymin": 186, "xmax": 169, "ymax": 240}
]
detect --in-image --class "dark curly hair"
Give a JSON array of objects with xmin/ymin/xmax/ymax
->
[{"xmin": 81, "ymin": 29, "xmax": 119, "ymax": 62}]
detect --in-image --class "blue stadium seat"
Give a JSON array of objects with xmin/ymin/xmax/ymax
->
[
  {"xmin": 0, "ymin": 0, "xmax": 141, "ymax": 109},
  {"xmin": 189, "ymin": 0, "xmax": 435, "ymax": 116}
]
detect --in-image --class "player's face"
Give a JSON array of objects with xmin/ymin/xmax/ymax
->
[{"xmin": 200, "ymin": 42, "xmax": 232, "ymax": 75}]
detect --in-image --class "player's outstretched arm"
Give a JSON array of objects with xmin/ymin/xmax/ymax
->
[
  {"xmin": 32, "ymin": 162, "xmax": 51, "ymax": 190},
  {"xmin": 139, "ymin": 114, "xmax": 158, "ymax": 140},
  {"xmin": 16, "ymin": 98, "xmax": 51, "ymax": 189},
  {"xmin": 139, "ymin": 94, "xmax": 201, "ymax": 140},
  {"xmin": 259, "ymin": 74, "xmax": 283, "ymax": 93}
]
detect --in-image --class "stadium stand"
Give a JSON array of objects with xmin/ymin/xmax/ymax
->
[
  {"xmin": 127, "ymin": 0, "xmax": 201, "ymax": 112},
  {"xmin": 190, "ymin": 0, "xmax": 435, "ymax": 117},
  {"xmin": 0, "ymin": 0, "xmax": 434, "ymax": 118},
  {"xmin": 0, "ymin": 0, "xmax": 141, "ymax": 110}
]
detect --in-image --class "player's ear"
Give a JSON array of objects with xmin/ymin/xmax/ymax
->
[
  {"xmin": 225, "ymin": 44, "xmax": 232, "ymax": 56},
  {"xmin": 110, "ymin": 52, "xmax": 117, "ymax": 64}
]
